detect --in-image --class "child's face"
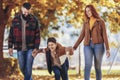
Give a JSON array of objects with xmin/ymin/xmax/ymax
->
[{"xmin": 48, "ymin": 42, "xmax": 57, "ymax": 52}]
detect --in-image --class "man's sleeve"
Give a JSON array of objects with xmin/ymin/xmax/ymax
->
[
  {"xmin": 35, "ymin": 18, "xmax": 41, "ymax": 49},
  {"xmin": 8, "ymin": 26, "xmax": 14, "ymax": 49}
]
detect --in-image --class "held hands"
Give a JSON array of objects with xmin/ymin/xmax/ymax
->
[
  {"xmin": 65, "ymin": 46, "xmax": 74, "ymax": 55},
  {"xmin": 32, "ymin": 48, "xmax": 38, "ymax": 58},
  {"xmin": 37, "ymin": 48, "xmax": 46, "ymax": 53},
  {"xmin": 42, "ymin": 48, "xmax": 46, "ymax": 53}
]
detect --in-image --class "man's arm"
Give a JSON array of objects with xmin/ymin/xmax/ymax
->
[
  {"xmin": 32, "ymin": 17, "xmax": 41, "ymax": 57},
  {"xmin": 8, "ymin": 26, "xmax": 14, "ymax": 56},
  {"xmin": 34, "ymin": 20, "xmax": 40, "ymax": 49}
]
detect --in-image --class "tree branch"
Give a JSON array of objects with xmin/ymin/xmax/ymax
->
[
  {"xmin": 4, "ymin": 2, "xmax": 18, "ymax": 21},
  {"xmin": 4, "ymin": 2, "xmax": 14, "ymax": 14}
]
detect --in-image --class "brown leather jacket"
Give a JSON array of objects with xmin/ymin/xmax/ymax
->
[
  {"xmin": 54, "ymin": 43, "xmax": 73, "ymax": 56},
  {"xmin": 39, "ymin": 43, "xmax": 74, "ymax": 56},
  {"xmin": 38, "ymin": 43, "xmax": 73, "ymax": 74},
  {"xmin": 73, "ymin": 19, "xmax": 109, "ymax": 50}
]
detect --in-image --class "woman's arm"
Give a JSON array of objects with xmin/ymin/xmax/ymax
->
[
  {"xmin": 101, "ymin": 20, "xmax": 109, "ymax": 50},
  {"xmin": 100, "ymin": 19, "xmax": 110, "ymax": 58},
  {"xmin": 73, "ymin": 23, "xmax": 85, "ymax": 50}
]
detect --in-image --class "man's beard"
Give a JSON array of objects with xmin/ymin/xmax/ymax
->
[{"xmin": 22, "ymin": 14, "xmax": 30, "ymax": 21}]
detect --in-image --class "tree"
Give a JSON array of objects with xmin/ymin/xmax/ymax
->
[
  {"xmin": 0, "ymin": 0, "xmax": 19, "ymax": 77},
  {"xmin": 0, "ymin": 0, "xmax": 67, "ymax": 77},
  {"xmin": 0, "ymin": 0, "xmax": 120, "ymax": 77}
]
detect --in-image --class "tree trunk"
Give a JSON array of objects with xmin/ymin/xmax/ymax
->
[
  {"xmin": 0, "ymin": 2, "xmax": 6, "ymax": 75},
  {"xmin": 0, "ymin": 0, "xmax": 4, "ymax": 59},
  {"xmin": 0, "ymin": 24, "xmax": 4, "ymax": 59},
  {"xmin": 0, "ymin": 18, "xmax": 20, "ymax": 78},
  {"xmin": 0, "ymin": 1, "xmax": 20, "ymax": 77},
  {"xmin": 0, "ymin": 23, "xmax": 6, "ymax": 77}
]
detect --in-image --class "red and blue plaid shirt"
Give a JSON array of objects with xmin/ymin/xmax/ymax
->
[{"xmin": 8, "ymin": 14, "xmax": 40, "ymax": 51}]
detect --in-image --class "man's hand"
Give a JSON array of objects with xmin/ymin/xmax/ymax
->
[
  {"xmin": 9, "ymin": 48, "xmax": 13, "ymax": 56},
  {"xmin": 32, "ymin": 48, "xmax": 38, "ymax": 58},
  {"xmin": 106, "ymin": 50, "xmax": 110, "ymax": 58}
]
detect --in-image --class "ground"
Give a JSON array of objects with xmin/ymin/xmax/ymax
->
[{"xmin": 0, "ymin": 70, "xmax": 120, "ymax": 80}]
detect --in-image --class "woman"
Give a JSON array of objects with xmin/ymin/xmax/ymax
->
[
  {"xmin": 37, "ymin": 37, "xmax": 73, "ymax": 80},
  {"xmin": 73, "ymin": 5, "xmax": 110, "ymax": 80}
]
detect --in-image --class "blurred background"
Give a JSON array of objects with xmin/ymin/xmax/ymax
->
[{"xmin": 0, "ymin": 0, "xmax": 120, "ymax": 79}]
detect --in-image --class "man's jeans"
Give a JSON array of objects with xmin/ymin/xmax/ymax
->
[
  {"xmin": 17, "ymin": 49, "xmax": 34, "ymax": 80},
  {"xmin": 84, "ymin": 41, "xmax": 104, "ymax": 80},
  {"xmin": 52, "ymin": 58, "xmax": 69, "ymax": 80}
]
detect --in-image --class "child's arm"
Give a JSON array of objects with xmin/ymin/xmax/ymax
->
[{"xmin": 38, "ymin": 48, "xmax": 46, "ymax": 53}]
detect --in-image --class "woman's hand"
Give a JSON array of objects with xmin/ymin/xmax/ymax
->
[{"xmin": 106, "ymin": 50, "xmax": 110, "ymax": 58}]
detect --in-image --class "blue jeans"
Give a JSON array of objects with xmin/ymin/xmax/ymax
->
[
  {"xmin": 84, "ymin": 41, "xmax": 104, "ymax": 80},
  {"xmin": 52, "ymin": 58, "xmax": 69, "ymax": 80},
  {"xmin": 17, "ymin": 49, "xmax": 34, "ymax": 80}
]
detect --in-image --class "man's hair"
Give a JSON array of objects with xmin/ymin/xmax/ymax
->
[
  {"xmin": 47, "ymin": 37, "xmax": 56, "ymax": 44},
  {"xmin": 22, "ymin": 2, "xmax": 31, "ymax": 10}
]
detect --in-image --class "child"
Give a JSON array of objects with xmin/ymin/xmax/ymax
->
[{"xmin": 38, "ymin": 37, "xmax": 73, "ymax": 80}]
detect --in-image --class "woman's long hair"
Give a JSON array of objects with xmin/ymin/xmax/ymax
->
[{"xmin": 84, "ymin": 4, "xmax": 100, "ymax": 21}]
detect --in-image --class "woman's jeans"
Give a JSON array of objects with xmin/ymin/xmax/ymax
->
[
  {"xmin": 84, "ymin": 41, "xmax": 104, "ymax": 80},
  {"xmin": 17, "ymin": 49, "xmax": 34, "ymax": 80},
  {"xmin": 52, "ymin": 58, "xmax": 69, "ymax": 80}
]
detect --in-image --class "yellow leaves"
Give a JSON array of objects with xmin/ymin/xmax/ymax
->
[
  {"xmin": 109, "ymin": 21, "xmax": 119, "ymax": 34},
  {"xmin": 57, "ymin": 0, "xmax": 69, "ymax": 4},
  {"xmin": 42, "ymin": 18, "xmax": 50, "ymax": 27},
  {"xmin": 100, "ymin": 0, "xmax": 116, "ymax": 8},
  {"xmin": 40, "ymin": 12, "xmax": 46, "ymax": 18},
  {"xmin": 109, "ymin": 24, "xmax": 117, "ymax": 34},
  {"xmin": 48, "ymin": 33, "xmax": 59, "ymax": 38},
  {"xmin": 110, "ymin": 41, "xmax": 119, "ymax": 48},
  {"xmin": 118, "ymin": 15, "xmax": 120, "ymax": 25},
  {"xmin": 36, "ymin": 0, "xmax": 47, "ymax": 4},
  {"xmin": 108, "ymin": 10, "xmax": 120, "ymax": 33},
  {"xmin": 2, "ymin": 0, "xmax": 120, "ymax": 35},
  {"xmin": 113, "ymin": 0, "xmax": 120, "ymax": 3},
  {"xmin": 2, "ymin": 58, "xmax": 20, "ymax": 75},
  {"xmin": 81, "ymin": 0, "xmax": 92, "ymax": 4}
]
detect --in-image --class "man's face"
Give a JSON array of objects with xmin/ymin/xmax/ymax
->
[{"xmin": 21, "ymin": 7, "xmax": 31, "ymax": 17}]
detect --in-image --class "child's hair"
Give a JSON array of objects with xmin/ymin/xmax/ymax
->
[{"xmin": 47, "ymin": 37, "xmax": 56, "ymax": 44}]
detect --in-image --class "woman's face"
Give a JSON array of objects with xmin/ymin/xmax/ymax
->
[
  {"xmin": 86, "ymin": 7, "xmax": 92, "ymax": 18},
  {"xmin": 48, "ymin": 42, "xmax": 57, "ymax": 52}
]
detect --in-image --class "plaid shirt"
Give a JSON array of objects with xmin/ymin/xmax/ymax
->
[{"xmin": 8, "ymin": 14, "xmax": 40, "ymax": 51}]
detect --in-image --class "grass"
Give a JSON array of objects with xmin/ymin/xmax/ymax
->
[
  {"xmin": 32, "ymin": 69, "xmax": 120, "ymax": 76},
  {"xmin": 32, "ymin": 69, "xmax": 82, "ymax": 76},
  {"xmin": 32, "ymin": 69, "xmax": 120, "ymax": 80},
  {"xmin": 1, "ymin": 69, "xmax": 120, "ymax": 80}
]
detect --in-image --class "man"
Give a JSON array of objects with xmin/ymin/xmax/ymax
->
[{"xmin": 8, "ymin": 2, "xmax": 40, "ymax": 80}]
